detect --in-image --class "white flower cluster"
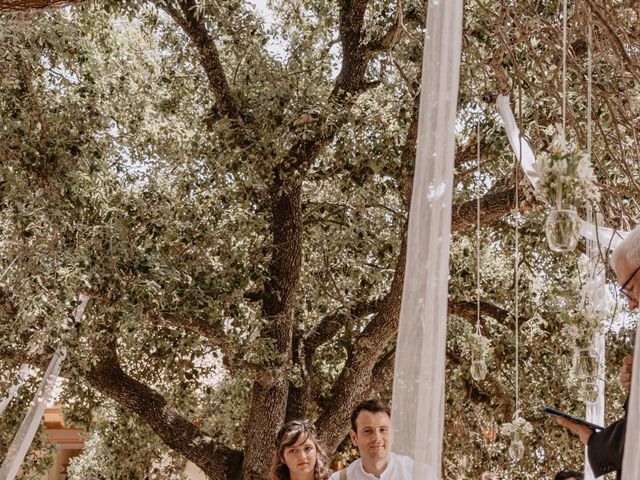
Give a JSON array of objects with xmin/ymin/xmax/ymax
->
[
  {"xmin": 534, "ymin": 127, "xmax": 600, "ymax": 206},
  {"xmin": 560, "ymin": 309, "xmax": 603, "ymax": 350},
  {"xmin": 467, "ymin": 331, "xmax": 491, "ymax": 357},
  {"xmin": 500, "ymin": 416, "xmax": 533, "ymax": 437}
]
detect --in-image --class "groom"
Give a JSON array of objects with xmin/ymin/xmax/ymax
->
[{"xmin": 330, "ymin": 399, "xmax": 412, "ymax": 480}]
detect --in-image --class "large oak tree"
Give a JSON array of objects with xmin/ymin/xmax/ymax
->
[{"xmin": 1, "ymin": 0, "xmax": 639, "ymax": 478}]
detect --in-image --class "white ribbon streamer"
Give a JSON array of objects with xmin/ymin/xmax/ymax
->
[
  {"xmin": 0, "ymin": 294, "xmax": 89, "ymax": 479},
  {"xmin": 496, "ymin": 94, "xmax": 626, "ymax": 251},
  {"xmin": 584, "ymin": 213, "xmax": 606, "ymax": 480},
  {"xmin": 391, "ymin": 1, "xmax": 463, "ymax": 478}
]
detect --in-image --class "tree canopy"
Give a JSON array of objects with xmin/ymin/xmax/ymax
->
[{"xmin": 0, "ymin": 0, "xmax": 639, "ymax": 479}]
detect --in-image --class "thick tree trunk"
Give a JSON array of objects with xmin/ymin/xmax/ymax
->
[{"xmin": 241, "ymin": 181, "xmax": 303, "ymax": 480}]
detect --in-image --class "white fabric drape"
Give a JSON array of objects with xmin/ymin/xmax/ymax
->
[
  {"xmin": 621, "ymin": 327, "xmax": 640, "ymax": 479},
  {"xmin": 496, "ymin": 95, "xmax": 626, "ymax": 250},
  {"xmin": 390, "ymin": 1, "xmax": 463, "ymax": 478},
  {"xmin": 0, "ymin": 350, "xmax": 66, "ymax": 479},
  {"xmin": 0, "ymin": 294, "xmax": 89, "ymax": 480},
  {"xmin": 584, "ymin": 217, "xmax": 606, "ymax": 480}
]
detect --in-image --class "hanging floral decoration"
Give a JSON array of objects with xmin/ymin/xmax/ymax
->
[
  {"xmin": 500, "ymin": 414, "xmax": 533, "ymax": 462},
  {"xmin": 534, "ymin": 125, "xmax": 600, "ymax": 207},
  {"xmin": 534, "ymin": 126, "xmax": 600, "ymax": 252},
  {"xmin": 561, "ymin": 309, "xmax": 603, "ymax": 403}
]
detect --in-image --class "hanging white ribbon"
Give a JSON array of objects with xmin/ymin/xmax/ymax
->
[
  {"xmin": 391, "ymin": 1, "xmax": 463, "ymax": 478},
  {"xmin": 0, "ymin": 294, "xmax": 89, "ymax": 479},
  {"xmin": 584, "ymin": 212, "xmax": 606, "ymax": 480},
  {"xmin": 496, "ymin": 94, "xmax": 626, "ymax": 251}
]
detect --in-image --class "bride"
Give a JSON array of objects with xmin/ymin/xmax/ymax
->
[{"xmin": 270, "ymin": 420, "xmax": 331, "ymax": 480}]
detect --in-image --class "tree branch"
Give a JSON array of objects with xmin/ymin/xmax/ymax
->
[
  {"xmin": 448, "ymin": 300, "xmax": 510, "ymax": 325},
  {"xmin": 303, "ymin": 297, "xmax": 383, "ymax": 355},
  {"xmin": 158, "ymin": 0, "xmax": 241, "ymax": 120},
  {"xmin": 85, "ymin": 346, "xmax": 242, "ymax": 480},
  {"xmin": 0, "ymin": 0, "xmax": 80, "ymax": 12}
]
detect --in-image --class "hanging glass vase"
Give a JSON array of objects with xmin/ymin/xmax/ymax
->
[
  {"xmin": 572, "ymin": 348, "xmax": 599, "ymax": 380},
  {"xmin": 580, "ymin": 380, "xmax": 599, "ymax": 404},
  {"xmin": 508, "ymin": 430, "xmax": 524, "ymax": 462},
  {"xmin": 470, "ymin": 351, "xmax": 488, "ymax": 381},
  {"xmin": 545, "ymin": 205, "xmax": 580, "ymax": 252}
]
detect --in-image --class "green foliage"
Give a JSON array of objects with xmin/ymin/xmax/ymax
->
[{"xmin": 0, "ymin": 0, "xmax": 638, "ymax": 479}]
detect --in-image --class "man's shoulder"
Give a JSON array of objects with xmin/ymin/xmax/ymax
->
[
  {"xmin": 330, "ymin": 459, "xmax": 361, "ymax": 479},
  {"xmin": 391, "ymin": 452, "xmax": 414, "ymax": 470}
]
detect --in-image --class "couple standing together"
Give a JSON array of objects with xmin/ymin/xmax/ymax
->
[{"xmin": 270, "ymin": 399, "xmax": 411, "ymax": 480}]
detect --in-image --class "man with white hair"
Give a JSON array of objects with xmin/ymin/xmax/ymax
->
[{"xmin": 557, "ymin": 224, "xmax": 640, "ymax": 479}]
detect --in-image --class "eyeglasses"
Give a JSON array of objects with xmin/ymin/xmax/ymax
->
[{"xmin": 619, "ymin": 264, "xmax": 640, "ymax": 301}]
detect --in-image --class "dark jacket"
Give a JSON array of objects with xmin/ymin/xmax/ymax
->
[{"xmin": 587, "ymin": 400, "xmax": 627, "ymax": 479}]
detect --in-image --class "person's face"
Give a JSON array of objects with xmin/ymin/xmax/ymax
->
[
  {"xmin": 282, "ymin": 435, "xmax": 317, "ymax": 478},
  {"xmin": 615, "ymin": 258, "xmax": 640, "ymax": 311},
  {"xmin": 349, "ymin": 410, "xmax": 392, "ymax": 463}
]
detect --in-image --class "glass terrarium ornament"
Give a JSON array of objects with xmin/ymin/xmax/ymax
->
[
  {"xmin": 468, "ymin": 328, "xmax": 490, "ymax": 381},
  {"xmin": 535, "ymin": 126, "xmax": 600, "ymax": 253},
  {"xmin": 508, "ymin": 431, "xmax": 525, "ymax": 462},
  {"xmin": 470, "ymin": 354, "xmax": 488, "ymax": 382}
]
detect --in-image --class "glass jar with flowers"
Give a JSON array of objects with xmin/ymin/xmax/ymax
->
[
  {"xmin": 501, "ymin": 414, "xmax": 533, "ymax": 463},
  {"xmin": 535, "ymin": 126, "xmax": 600, "ymax": 252},
  {"xmin": 562, "ymin": 309, "xmax": 603, "ymax": 402}
]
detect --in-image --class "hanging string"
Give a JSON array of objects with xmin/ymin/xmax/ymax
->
[
  {"xmin": 514, "ymin": 81, "xmax": 524, "ymax": 416},
  {"xmin": 476, "ymin": 121, "xmax": 481, "ymax": 334},
  {"xmin": 562, "ymin": 0, "xmax": 568, "ymax": 141},
  {"xmin": 586, "ymin": 5, "xmax": 592, "ymax": 159}
]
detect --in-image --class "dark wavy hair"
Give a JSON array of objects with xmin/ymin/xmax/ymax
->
[
  {"xmin": 270, "ymin": 420, "xmax": 331, "ymax": 480},
  {"xmin": 350, "ymin": 399, "xmax": 391, "ymax": 433}
]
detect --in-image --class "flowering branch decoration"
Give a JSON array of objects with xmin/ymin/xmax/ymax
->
[{"xmin": 466, "ymin": 330, "xmax": 491, "ymax": 358}]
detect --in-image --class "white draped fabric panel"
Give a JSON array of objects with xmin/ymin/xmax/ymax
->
[
  {"xmin": 390, "ymin": 1, "xmax": 463, "ymax": 478},
  {"xmin": 495, "ymin": 95, "xmax": 626, "ymax": 250},
  {"xmin": 622, "ymin": 328, "xmax": 640, "ymax": 480},
  {"xmin": 584, "ymin": 220, "xmax": 606, "ymax": 480},
  {"xmin": 0, "ymin": 351, "xmax": 66, "ymax": 480},
  {"xmin": 585, "ymin": 331, "xmax": 605, "ymax": 480},
  {"xmin": 0, "ymin": 294, "xmax": 89, "ymax": 480}
]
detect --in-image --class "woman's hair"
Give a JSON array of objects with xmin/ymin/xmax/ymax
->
[{"xmin": 270, "ymin": 420, "xmax": 331, "ymax": 480}]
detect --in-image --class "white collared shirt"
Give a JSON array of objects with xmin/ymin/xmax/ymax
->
[{"xmin": 329, "ymin": 452, "xmax": 414, "ymax": 480}]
